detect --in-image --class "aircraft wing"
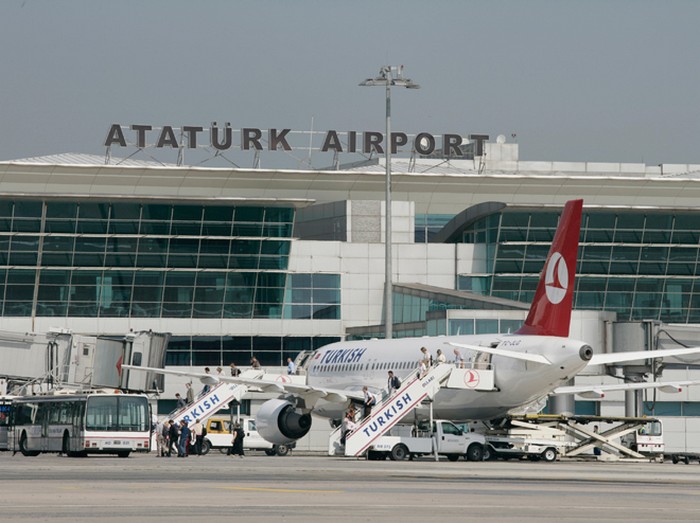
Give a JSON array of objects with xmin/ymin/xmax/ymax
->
[
  {"xmin": 446, "ymin": 342, "xmax": 551, "ymax": 365},
  {"xmin": 121, "ymin": 364, "xmax": 364, "ymax": 404},
  {"xmin": 589, "ymin": 346, "xmax": 700, "ymax": 365},
  {"xmin": 552, "ymin": 379, "xmax": 700, "ymax": 398}
]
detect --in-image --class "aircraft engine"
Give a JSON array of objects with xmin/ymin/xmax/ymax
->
[{"xmin": 255, "ymin": 398, "xmax": 312, "ymax": 444}]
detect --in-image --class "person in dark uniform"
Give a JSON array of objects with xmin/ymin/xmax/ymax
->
[
  {"xmin": 168, "ymin": 419, "xmax": 179, "ymax": 457},
  {"xmin": 229, "ymin": 421, "xmax": 245, "ymax": 458}
]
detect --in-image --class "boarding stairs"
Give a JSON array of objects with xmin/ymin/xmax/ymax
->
[
  {"xmin": 339, "ymin": 363, "xmax": 454, "ymax": 457},
  {"xmin": 166, "ymin": 370, "xmax": 262, "ymax": 425}
]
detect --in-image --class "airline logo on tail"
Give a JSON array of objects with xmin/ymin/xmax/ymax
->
[
  {"xmin": 515, "ymin": 199, "xmax": 583, "ymax": 337},
  {"xmin": 544, "ymin": 252, "xmax": 568, "ymax": 304}
]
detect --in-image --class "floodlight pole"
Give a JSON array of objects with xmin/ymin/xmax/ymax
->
[{"xmin": 360, "ymin": 66, "xmax": 420, "ymax": 340}]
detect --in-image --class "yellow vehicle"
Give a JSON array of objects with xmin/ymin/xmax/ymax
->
[{"xmin": 203, "ymin": 417, "xmax": 290, "ymax": 456}]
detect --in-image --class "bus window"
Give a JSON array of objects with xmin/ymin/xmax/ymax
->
[
  {"xmin": 118, "ymin": 396, "xmax": 148, "ymax": 432},
  {"xmin": 87, "ymin": 396, "xmax": 118, "ymax": 431}
]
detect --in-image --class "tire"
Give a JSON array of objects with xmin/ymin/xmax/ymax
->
[
  {"xmin": 367, "ymin": 450, "xmax": 381, "ymax": 460},
  {"xmin": 264, "ymin": 449, "xmax": 276, "ymax": 456},
  {"xmin": 390, "ymin": 444, "xmax": 409, "ymax": 461},
  {"xmin": 541, "ymin": 447, "xmax": 557, "ymax": 462},
  {"xmin": 19, "ymin": 432, "xmax": 39, "ymax": 457},
  {"xmin": 683, "ymin": 456, "xmax": 690, "ymax": 465},
  {"xmin": 483, "ymin": 445, "xmax": 496, "ymax": 461},
  {"xmin": 201, "ymin": 439, "xmax": 211, "ymax": 455},
  {"xmin": 117, "ymin": 451, "xmax": 130, "ymax": 458},
  {"xmin": 466, "ymin": 443, "xmax": 484, "ymax": 462},
  {"xmin": 275, "ymin": 444, "xmax": 289, "ymax": 457},
  {"xmin": 447, "ymin": 454, "xmax": 460, "ymax": 462},
  {"xmin": 672, "ymin": 455, "xmax": 679, "ymax": 464}
]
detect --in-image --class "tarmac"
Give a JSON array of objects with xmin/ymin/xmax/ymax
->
[{"xmin": 1, "ymin": 451, "xmax": 700, "ymax": 522}]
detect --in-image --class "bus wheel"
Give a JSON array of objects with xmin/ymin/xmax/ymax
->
[
  {"xmin": 19, "ymin": 432, "xmax": 39, "ymax": 457},
  {"xmin": 62, "ymin": 432, "xmax": 72, "ymax": 457},
  {"xmin": 117, "ymin": 451, "xmax": 131, "ymax": 458}
]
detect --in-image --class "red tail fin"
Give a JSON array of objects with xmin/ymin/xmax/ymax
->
[{"xmin": 515, "ymin": 199, "xmax": 583, "ymax": 337}]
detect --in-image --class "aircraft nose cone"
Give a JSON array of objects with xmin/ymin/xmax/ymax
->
[{"xmin": 579, "ymin": 345, "xmax": 593, "ymax": 361}]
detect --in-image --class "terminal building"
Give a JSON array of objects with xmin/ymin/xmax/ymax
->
[{"xmin": 2, "ymin": 132, "xmax": 700, "ymax": 451}]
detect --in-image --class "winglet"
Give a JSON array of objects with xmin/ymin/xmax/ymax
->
[{"xmin": 515, "ymin": 199, "xmax": 583, "ymax": 337}]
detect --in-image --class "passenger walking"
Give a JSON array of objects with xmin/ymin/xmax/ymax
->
[
  {"xmin": 362, "ymin": 386, "xmax": 377, "ymax": 418},
  {"xmin": 230, "ymin": 363, "xmax": 241, "ymax": 377},
  {"xmin": 420, "ymin": 346, "xmax": 432, "ymax": 367},
  {"xmin": 192, "ymin": 418, "xmax": 204, "ymax": 456},
  {"xmin": 387, "ymin": 370, "xmax": 401, "ymax": 395},
  {"xmin": 436, "ymin": 349, "xmax": 446, "ymax": 364},
  {"xmin": 250, "ymin": 357, "xmax": 261, "ymax": 370},
  {"xmin": 185, "ymin": 382, "xmax": 194, "ymax": 404},
  {"xmin": 156, "ymin": 419, "xmax": 167, "ymax": 457},
  {"xmin": 178, "ymin": 420, "xmax": 190, "ymax": 457},
  {"xmin": 340, "ymin": 411, "xmax": 356, "ymax": 446},
  {"xmin": 286, "ymin": 357, "xmax": 296, "ymax": 375},
  {"xmin": 175, "ymin": 393, "xmax": 186, "ymax": 409},
  {"xmin": 453, "ymin": 348, "xmax": 465, "ymax": 369},
  {"xmin": 202, "ymin": 367, "xmax": 212, "ymax": 395},
  {"xmin": 168, "ymin": 419, "xmax": 179, "ymax": 457}
]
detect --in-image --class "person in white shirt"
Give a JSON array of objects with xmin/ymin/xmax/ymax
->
[
  {"xmin": 362, "ymin": 386, "xmax": 377, "ymax": 418},
  {"xmin": 287, "ymin": 357, "xmax": 296, "ymax": 375},
  {"xmin": 453, "ymin": 348, "xmax": 465, "ymax": 369},
  {"xmin": 436, "ymin": 349, "xmax": 446, "ymax": 364},
  {"xmin": 192, "ymin": 419, "xmax": 204, "ymax": 456}
]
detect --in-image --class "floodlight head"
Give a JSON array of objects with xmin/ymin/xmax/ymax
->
[{"xmin": 360, "ymin": 66, "xmax": 420, "ymax": 89}]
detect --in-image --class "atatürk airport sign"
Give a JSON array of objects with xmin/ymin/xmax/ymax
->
[{"xmin": 104, "ymin": 124, "xmax": 489, "ymax": 157}]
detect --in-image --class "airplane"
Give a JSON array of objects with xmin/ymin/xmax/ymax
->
[{"xmin": 123, "ymin": 199, "xmax": 700, "ymax": 445}]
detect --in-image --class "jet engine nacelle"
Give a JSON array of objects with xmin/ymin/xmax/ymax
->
[{"xmin": 255, "ymin": 398, "xmax": 312, "ymax": 445}]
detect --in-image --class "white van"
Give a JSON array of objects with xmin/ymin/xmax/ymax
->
[{"xmin": 202, "ymin": 417, "xmax": 291, "ymax": 456}]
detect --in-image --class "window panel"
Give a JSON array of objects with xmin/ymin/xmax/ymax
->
[
  {"xmin": 110, "ymin": 203, "xmax": 140, "ymax": 220},
  {"xmin": 139, "ymin": 238, "xmax": 168, "ymax": 254},
  {"xmin": 139, "ymin": 222, "xmax": 171, "ymax": 235},
  {"xmin": 46, "ymin": 202, "xmax": 78, "ymax": 219},
  {"xmin": 172, "ymin": 205, "xmax": 202, "ymax": 221}
]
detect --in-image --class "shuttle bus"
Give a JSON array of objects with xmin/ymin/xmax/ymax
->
[{"xmin": 11, "ymin": 393, "xmax": 151, "ymax": 457}]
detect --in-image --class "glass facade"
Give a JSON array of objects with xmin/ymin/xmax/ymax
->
[
  {"xmin": 459, "ymin": 207, "xmax": 700, "ymax": 323},
  {"xmin": 0, "ymin": 199, "xmax": 340, "ymax": 321},
  {"xmin": 415, "ymin": 214, "xmax": 454, "ymax": 243},
  {"xmin": 0, "ymin": 198, "xmax": 342, "ymax": 366}
]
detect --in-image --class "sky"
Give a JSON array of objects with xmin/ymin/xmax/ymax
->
[{"xmin": 1, "ymin": 0, "xmax": 699, "ymax": 168}]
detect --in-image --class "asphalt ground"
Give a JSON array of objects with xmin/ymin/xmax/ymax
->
[{"xmin": 1, "ymin": 451, "xmax": 699, "ymax": 522}]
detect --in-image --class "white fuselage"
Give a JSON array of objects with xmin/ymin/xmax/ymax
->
[{"xmin": 305, "ymin": 334, "xmax": 590, "ymax": 421}]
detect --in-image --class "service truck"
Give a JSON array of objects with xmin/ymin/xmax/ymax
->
[
  {"xmin": 366, "ymin": 419, "xmax": 486, "ymax": 461},
  {"xmin": 201, "ymin": 416, "xmax": 291, "ymax": 456}
]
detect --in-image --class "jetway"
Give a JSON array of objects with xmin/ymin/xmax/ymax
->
[{"xmin": 0, "ymin": 329, "xmax": 170, "ymax": 394}]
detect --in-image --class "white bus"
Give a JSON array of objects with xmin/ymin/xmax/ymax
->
[{"xmin": 11, "ymin": 393, "xmax": 151, "ymax": 457}]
